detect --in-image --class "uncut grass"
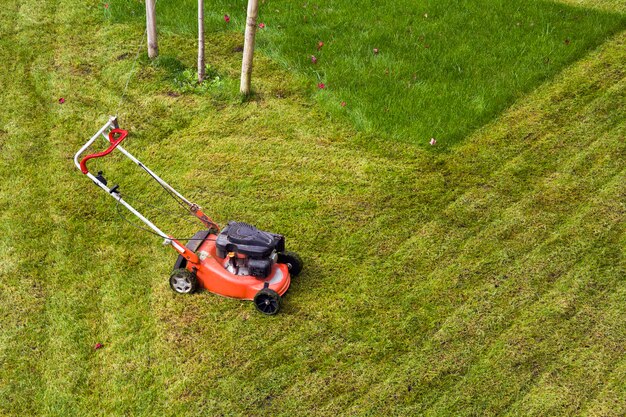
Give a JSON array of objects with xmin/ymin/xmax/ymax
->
[
  {"xmin": 556, "ymin": 0, "xmax": 626, "ymax": 13},
  {"xmin": 1, "ymin": 1, "xmax": 625, "ymax": 417},
  {"xmin": 111, "ymin": 0, "xmax": 625, "ymax": 146}
]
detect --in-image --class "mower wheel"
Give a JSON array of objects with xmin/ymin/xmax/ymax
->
[
  {"xmin": 169, "ymin": 268, "xmax": 198, "ymax": 294},
  {"xmin": 253, "ymin": 288, "xmax": 281, "ymax": 315},
  {"xmin": 278, "ymin": 251, "xmax": 303, "ymax": 277}
]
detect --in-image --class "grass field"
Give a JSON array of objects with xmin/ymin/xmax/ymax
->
[
  {"xmin": 0, "ymin": 0, "xmax": 625, "ymax": 416},
  {"xmin": 110, "ymin": 0, "xmax": 626, "ymax": 146}
]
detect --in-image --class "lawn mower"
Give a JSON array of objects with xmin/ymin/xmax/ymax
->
[{"xmin": 74, "ymin": 116, "xmax": 302, "ymax": 315}]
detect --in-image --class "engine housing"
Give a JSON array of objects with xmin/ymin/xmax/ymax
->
[{"xmin": 216, "ymin": 221, "xmax": 285, "ymax": 278}]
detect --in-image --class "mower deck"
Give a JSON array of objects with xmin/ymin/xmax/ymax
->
[{"xmin": 185, "ymin": 232, "xmax": 291, "ymax": 300}]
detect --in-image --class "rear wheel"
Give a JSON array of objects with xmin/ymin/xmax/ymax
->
[
  {"xmin": 169, "ymin": 268, "xmax": 198, "ymax": 294},
  {"xmin": 253, "ymin": 288, "xmax": 281, "ymax": 315},
  {"xmin": 278, "ymin": 251, "xmax": 303, "ymax": 277}
]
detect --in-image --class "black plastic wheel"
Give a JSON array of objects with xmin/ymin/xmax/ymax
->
[
  {"xmin": 253, "ymin": 288, "xmax": 281, "ymax": 315},
  {"xmin": 169, "ymin": 268, "xmax": 198, "ymax": 294},
  {"xmin": 277, "ymin": 251, "xmax": 303, "ymax": 277}
]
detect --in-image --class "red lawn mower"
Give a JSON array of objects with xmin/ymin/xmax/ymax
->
[{"xmin": 74, "ymin": 116, "xmax": 302, "ymax": 315}]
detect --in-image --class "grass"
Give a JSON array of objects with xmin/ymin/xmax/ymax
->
[
  {"xmin": 111, "ymin": 0, "xmax": 625, "ymax": 146},
  {"xmin": 0, "ymin": 0, "xmax": 625, "ymax": 416}
]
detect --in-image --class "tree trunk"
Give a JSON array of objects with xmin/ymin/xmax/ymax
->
[
  {"xmin": 146, "ymin": 0, "xmax": 158, "ymax": 59},
  {"xmin": 240, "ymin": 0, "xmax": 259, "ymax": 95},
  {"xmin": 198, "ymin": 0, "xmax": 205, "ymax": 82}
]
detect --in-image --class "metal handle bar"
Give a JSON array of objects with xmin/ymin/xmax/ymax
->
[
  {"xmin": 74, "ymin": 117, "xmax": 171, "ymax": 240},
  {"xmin": 79, "ymin": 129, "xmax": 128, "ymax": 174},
  {"xmin": 74, "ymin": 117, "xmax": 219, "ymax": 249},
  {"xmin": 74, "ymin": 115, "xmax": 118, "ymax": 173}
]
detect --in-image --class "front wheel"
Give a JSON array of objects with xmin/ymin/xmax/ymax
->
[
  {"xmin": 277, "ymin": 251, "xmax": 303, "ymax": 277},
  {"xmin": 169, "ymin": 268, "xmax": 198, "ymax": 294},
  {"xmin": 253, "ymin": 288, "xmax": 281, "ymax": 315}
]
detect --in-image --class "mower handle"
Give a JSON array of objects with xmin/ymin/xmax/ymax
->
[{"xmin": 79, "ymin": 129, "xmax": 128, "ymax": 174}]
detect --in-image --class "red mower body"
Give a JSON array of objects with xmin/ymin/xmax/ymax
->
[{"xmin": 187, "ymin": 234, "xmax": 291, "ymax": 300}]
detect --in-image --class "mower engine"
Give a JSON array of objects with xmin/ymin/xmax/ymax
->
[{"xmin": 215, "ymin": 222, "xmax": 285, "ymax": 278}]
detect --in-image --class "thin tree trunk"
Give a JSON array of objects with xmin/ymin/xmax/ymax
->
[
  {"xmin": 198, "ymin": 0, "xmax": 205, "ymax": 82},
  {"xmin": 146, "ymin": 0, "xmax": 158, "ymax": 59},
  {"xmin": 240, "ymin": 0, "xmax": 259, "ymax": 95}
]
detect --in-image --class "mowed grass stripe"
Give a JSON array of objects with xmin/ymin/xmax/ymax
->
[
  {"xmin": 419, "ymin": 172, "xmax": 625, "ymax": 416},
  {"xmin": 0, "ymin": 0, "xmax": 57, "ymax": 414},
  {"xmin": 43, "ymin": 3, "xmax": 127, "ymax": 414},
  {"xmin": 582, "ymin": 349, "xmax": 626, "ymax": 415},
  {"xmin": 505, "ymin": 256, "xmax": 626, "ymax": 415},
  {"xmin": 42, "ymin": 2, "xmax": 176, "ymax": 414},
  {"xmin": 337, "ymin": 136, "xmax": 625, "ymax": 415},
  {"xmin": 40, "ymin": 3, "xmax": 112, "ymax": 413},
  {"xmin": 553, "ymin": 0, "xmax": 626, "ymax": 13},
  {"xmin": 336, "ymin": 31, "xmax": 623, "ymax": 412}
]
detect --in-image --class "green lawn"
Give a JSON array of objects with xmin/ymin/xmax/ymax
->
[
  {"xmin": 0, "ymin": 0, "xmax": 625, "ymax": 416},
  {"xmin": 111, "ymin": 0, "xmax": 625, "ymax": 146}
]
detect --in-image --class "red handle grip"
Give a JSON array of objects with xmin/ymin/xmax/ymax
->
[{"xmin": 79, "ymin": 129, "xmax": 128, "ymax": 174}]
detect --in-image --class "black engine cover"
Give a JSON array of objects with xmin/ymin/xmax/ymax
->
[{"xmin": 215, "ymin": 221, "xmax": 285, "ymax": 259}]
